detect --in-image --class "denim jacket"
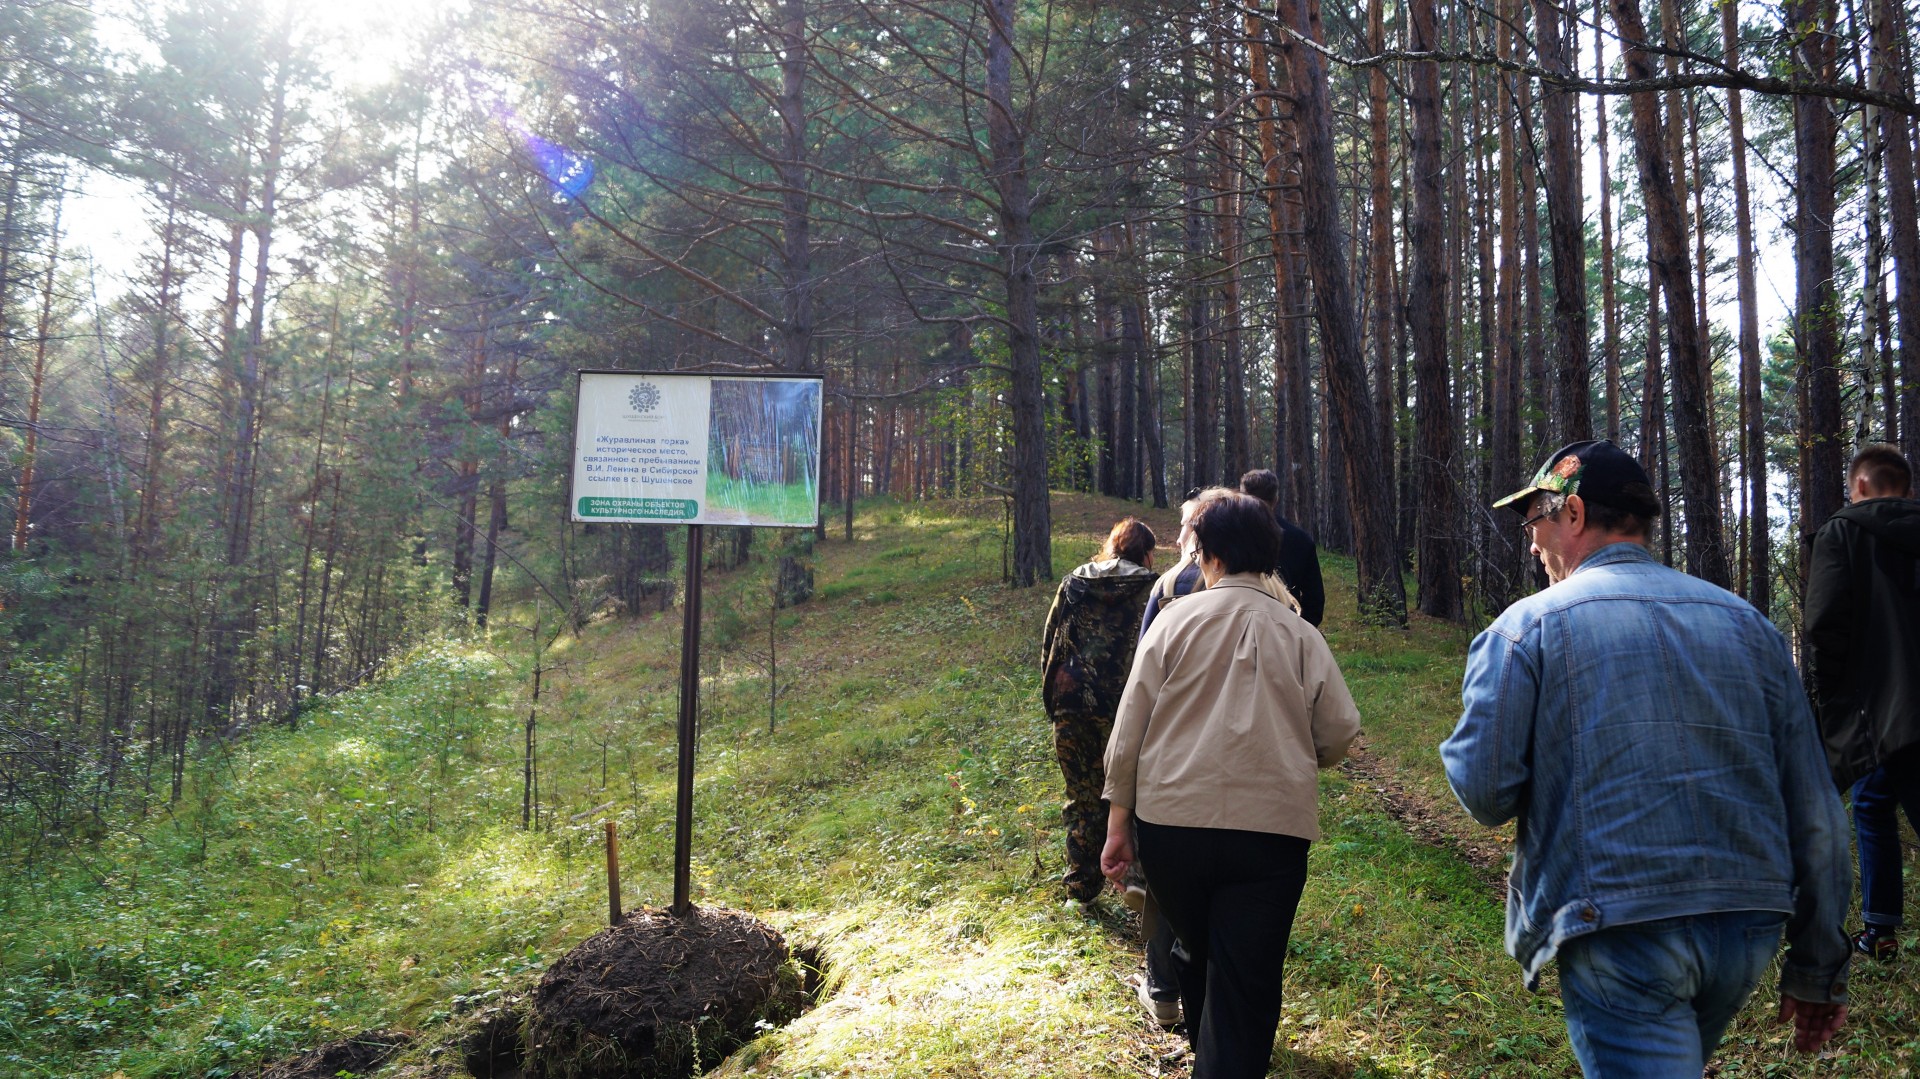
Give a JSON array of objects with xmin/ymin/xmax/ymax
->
[{"xmin": 1442, "ymin": 543, "xmax": 1852, "ymax": 1002}]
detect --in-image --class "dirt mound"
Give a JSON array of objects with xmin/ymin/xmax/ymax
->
[
  {"xmin": 460, "ymin": 1005, "xmax": 527, "ymax": 1077},
  {"xmin": 523, "ymin": 906, "xmax": 807, "ymax": 1079},
  {"xmin": 246, "ymin": 1029, "xmax": 412, "ymax": 1079}
]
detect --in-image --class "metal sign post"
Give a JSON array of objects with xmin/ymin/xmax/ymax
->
[
  {"xmin": 672, "ymin": 523, "xmax": 704, "ymax": 915},
  {"xmin": 569, "ymin": 371, "xmax": 820, "ymax": 919}
]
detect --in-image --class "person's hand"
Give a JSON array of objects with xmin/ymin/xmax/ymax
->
[
  {"xmin": 1101, "ymin": 804, "xmax": 1135, "ymax": 883},
  {"xmin": 1777, "ymin": 995, "xmax": 1848, "ymax": 1053},
  {"xmin": 1100, "ymin": 826, "xmax": 1134, "ymax": 884}
]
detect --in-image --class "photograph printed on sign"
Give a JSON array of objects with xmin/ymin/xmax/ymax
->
[{"xmin": 703, "ymin": 378, "xmax": 822, "ymax": 527}]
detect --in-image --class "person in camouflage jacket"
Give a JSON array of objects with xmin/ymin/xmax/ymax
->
[{"xmin": 1042, "ymin": 517, "xmax": 1158, "ymax": 903}]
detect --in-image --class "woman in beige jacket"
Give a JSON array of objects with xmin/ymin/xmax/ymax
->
[{"xmin": 1100, "ymin": 490, "xmax": 1359, "ymax": 1079}]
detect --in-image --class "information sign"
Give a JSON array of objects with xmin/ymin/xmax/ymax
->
[{"xmin": 571, "ymin": 371, "xmax": 824, "ymax": 528}]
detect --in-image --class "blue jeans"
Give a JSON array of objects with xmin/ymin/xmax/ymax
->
[
  {"xmin": 1558, "ymin": 911, "xmax": 1786, "ymax": 1078},
  {"xmin": 1852, "ymin": 744, "xmax": 1920, "ymax": 929}
]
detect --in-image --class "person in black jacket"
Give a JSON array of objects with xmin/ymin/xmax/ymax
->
[
  {"xmin": 1805, "ymin": 442, "xmax": 1920, "ymax": 961},
  {"xmin": 1238, "ymin": 469, "xmax": 1325, "ymax": 627}
]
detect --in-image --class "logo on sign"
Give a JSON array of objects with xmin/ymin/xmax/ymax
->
[{"xmin": 628, "ymin": 381, "xmax": 662, "ymax": 414}]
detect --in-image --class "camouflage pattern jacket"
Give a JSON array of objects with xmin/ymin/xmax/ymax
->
[{"xmin": 1041, "ymin": 559, "xmax": 1157, "ymax": 721}]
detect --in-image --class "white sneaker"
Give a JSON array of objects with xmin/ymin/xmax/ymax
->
[{"xmin": 1136, "ymin": 976, "xmax": 1181, "ymax": 1028}]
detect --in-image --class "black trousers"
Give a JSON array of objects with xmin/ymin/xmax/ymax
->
[{"xmin": 1136, "ymin": 818, "xmax": 1311, "ymax": 1079}]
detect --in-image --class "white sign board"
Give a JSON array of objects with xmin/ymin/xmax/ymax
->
[{"xmin": 571, "ymin": 371, "xmax": 824, "ymax": 527}]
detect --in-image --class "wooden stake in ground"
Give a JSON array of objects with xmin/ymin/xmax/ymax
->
[{"xmin": 606, "ymin": 820, "xmax": 622, "ymax": 925}]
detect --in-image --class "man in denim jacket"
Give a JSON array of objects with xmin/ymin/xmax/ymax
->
[{"xmin": 1442, "ymin": 440, "xmax": 1853, "ymax": 1076}]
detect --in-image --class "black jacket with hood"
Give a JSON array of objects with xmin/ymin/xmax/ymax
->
[{"xmin": 1804, "ymin": 496, "xmax": 1920, "ymax": 789}]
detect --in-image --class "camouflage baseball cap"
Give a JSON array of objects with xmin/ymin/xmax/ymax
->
[{"xmin": 1493, "ymin": 439, "xmax": 1656, "ymax": 515}]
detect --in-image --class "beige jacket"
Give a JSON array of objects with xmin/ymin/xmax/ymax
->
[{"xmin": 1102, "ymin": 573, "xmax": 1359, "ymax": 840}]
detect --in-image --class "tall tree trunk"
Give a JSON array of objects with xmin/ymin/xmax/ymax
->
[
  {"xmin": 1597, "ymin": 0, "xmax": 1621, "ymax": 442},
  {"xmin": 1219, "ymin": 157, "xmax": 1250, "ymax": 483},
  {"xmin": 0, "ymin": 149, "xmax": 21, "ymax": 388},
  {"xmin": 1247, "ymin": 1, "xmax": 1309, "ymax": 517},
  {"xmin": 1789, "ymin": 0, "xmax": 1846, "ymax": 577},
  {"xmin": 1093, "ymin": 238, "xmax": 1120, "ymax": 496},
  {"xmin": 1271, "ymin": 0, "xmax": 1406, "ymax": 623},
  {"xmin": 1724, "ymin": 0, "xmax": 1769, "ymax": 612},
  {"xmin": 1472, "ymin": 44, "xmax": 1504, "ymax": 606},
  {"xmin": 11, "ymin": 187, "xmax": 60, "ymax": 553},
  {"xmin": 1877, "ymin": 0, "xmax": 1920, "ymax": 466},
  {"xmin": 1519, "ymin": 71, "xmax": 1548, "ymax": 458},
  {"xmin": 1368, "ymin": 0, "xmax": 1398, "ymax": 513},
  {"xmin": 1123, "ymin": 237, "xmax": 1168, "ymax": 508},
  {"xmin": 222, "ymin": 68, "xmax": 288, "ymax": 573},
  {"xmin": 1183, "ymin": 22, "xmax": 1216, "ymax": 492},
  {"xmin": 1409, "ymin": 0, "xmax": 1461, "ymax": 620},
  {"xmin": 777, "ymin": 0, "xmax": 814, "ymax": 373},
  {"xmin": 451, "ymin": 332, "xmax": 485, "ymax": 607},
  {"xmin": 1492, "ymin": 1, "xmax": 1525, "ymax": 603},
  {"xmin": 1612, "ymin": 0, "xmax": 1730, "ymax": 587},
  {"xmin": 1537, "ymin": 0, "xmax": 1591, "ymax": 443},
  {"xmin": 477, "ymin": 355, "xmax": 519, "ymax": 628},
  {"xmin": 986, "ymin": 0, "xmax": 1051, "ymax": 585}
]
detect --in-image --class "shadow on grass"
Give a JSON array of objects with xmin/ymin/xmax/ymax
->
[{"xmin": 1272, "ymin": 1047, "xmax": 1405, "ymax": 1077}]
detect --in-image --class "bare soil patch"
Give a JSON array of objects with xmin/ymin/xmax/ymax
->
[
  {"xmin": 522, "ymin": 906, "xmax": 811, "ymax": 1079},
  {"xmin": 244, "ymin": 1029, "xmax": 412, "ymax": 1079}
]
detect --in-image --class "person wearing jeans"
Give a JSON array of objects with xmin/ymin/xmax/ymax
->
[
  {"xmin": 1848, "ymin": 745, "xmax": 1920, "ymax": 956},
  {"xmin": 1101, "ymin": 491, "xmax": 1358, "ymax": 1078},
  {"xmin": 1556, "ymin": 911, "xmax": 1787, "ymax": 1075},
  {"xmin": 1804, "ymin": 442, "xmax": 1920, "ymax": 962},
  {"xmin": 1444, "ymin": 440, "xmax": 1854, "ymax": 1076}
]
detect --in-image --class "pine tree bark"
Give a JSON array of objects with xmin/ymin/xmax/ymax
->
[
  {"xmin": 777, "ymin": 0, "xmax": 814, "ymax": 374},
  {"xmin": 985, "ymin": 0, "xmax": 1051, "ymax": 586},
  {"xmin": 1491, "ymin": 1, "xmax": 1525, "ymax": 603},
  {"xmin": 1877, "ymin": 0, "xmax": 1920, "ymax": 466},
  {"xmin": 1182, "ymin": 22, "xmax": 1217, "ymax": 491},
  {"xmin": 11, "ymin": 189, "xmax": 60, "ymax": 553},
  {"xmin": 1611, "ymin": 0, "xmax": 1730, "ymax": 587},
  {"xmin": 1537, "ymin": 0, "xmax": 1591, "ymax": 443},
  {"xmin": 1409, "ymin": 0, "xmax": 1462, "ymax": 620},
  {"xmin": 1723, "ymin": 0, "xmax": 1769, "ymax": 612},
  {"xmin": 1596, "ymin": 0, "xmax": 1621, "ymax": 442},
  {"xmin": 1518, "ymin": 70, "xmax": 1548, "ymax": 458},
  {"xmin": 1247, "ymin": 3, "xmax": 1312, "ymax": 521},
  {"xmin": 1788, "ymin": 0, "xmax": 1846, "ymax": 568},
  {"xmin": 1271, "ymin": 0, "xmax": 1406, "ymax": 623},
  {"xmin": 1368, "ymin": 0, "xmax": 1398, "ymax": 514}
]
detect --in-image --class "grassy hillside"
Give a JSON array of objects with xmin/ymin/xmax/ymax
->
[{"xmin": 1, "ymin": 493, "xmax": 1912, "ymax": 1078}]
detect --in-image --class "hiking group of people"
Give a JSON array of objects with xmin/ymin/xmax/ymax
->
[{"xmin": 1040, "ymin": 443, "xmax": 1920, "ymax": 1079}]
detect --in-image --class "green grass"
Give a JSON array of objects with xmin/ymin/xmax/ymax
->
[
  {"xmin": 1, "ymin": 492, "xmax": 1913, "ymax": 1078},
  {"xmin": 706, "ymin": 473, "xmax": 818, "ymax": 525}
]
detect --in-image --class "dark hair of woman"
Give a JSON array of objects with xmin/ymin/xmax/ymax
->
[
  {"xmin": 1190, "ymin": 492, "xmax": 1283, "ymax": 576},
  {"xmin": 1098, "ymin": 516, "xmax": 1157, "ymax": 564}
]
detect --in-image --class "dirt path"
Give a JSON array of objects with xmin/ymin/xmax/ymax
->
[{"xmin": 1339, "ymin": 741, "xmax": 1509, "ymax": 898}]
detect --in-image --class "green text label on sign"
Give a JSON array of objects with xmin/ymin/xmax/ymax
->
[{"xmin": 577, "ymin": 497, "xmax": 699, "ymax": 520}]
